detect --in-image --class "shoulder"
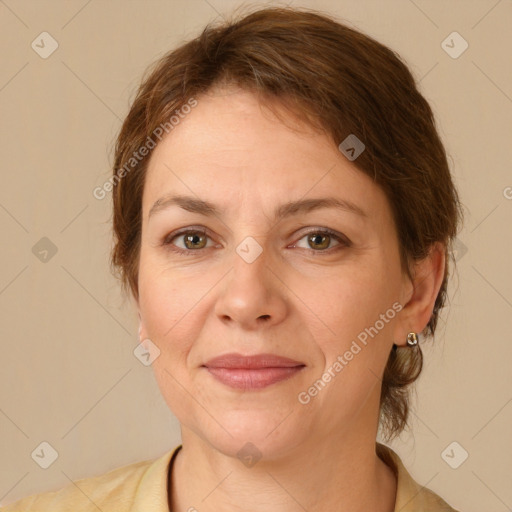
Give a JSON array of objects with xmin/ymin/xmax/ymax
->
[
  {"xmin": 0, "ymin": 447, "xmax": 179, "ymax": 512},
  {"xmin": 376, "ymin": 443, "xmax": 461, "ymax": 512}
]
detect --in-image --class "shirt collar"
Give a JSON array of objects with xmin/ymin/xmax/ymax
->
[
  {"xmin": 129, "ymin": 444, "xmax": 181, "ymax": 512},
  {"xmin": 130, "ymin": 443, "xmax": 451, "ymax": 512},
  {"xmin": 376, "ymin": 442, "xmax": 454, "ymax": 511}
]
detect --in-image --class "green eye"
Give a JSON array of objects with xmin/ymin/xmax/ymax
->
[
  {"xmin": 162, "ymin": 227, "xmax": 350, "ymax": 256},
  {"xmin": 293, "ymin": 228, "xmax": 350, "ymax": 252},
  {"xmin": 163, "ymin": 228, "xmax": 212, "ymax": 255}
]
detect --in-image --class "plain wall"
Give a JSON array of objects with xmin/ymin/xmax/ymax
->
[{"xmin": 1, "ymin": 0, "xmax": 511, "ymax": 510}]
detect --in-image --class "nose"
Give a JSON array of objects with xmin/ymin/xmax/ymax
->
[{"xmin": 214, "ymin": 243, "xmax": 288, "ymax": 331}]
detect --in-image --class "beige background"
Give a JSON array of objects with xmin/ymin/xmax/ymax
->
[{"xmin": 1, "ymin": 0, "xmax": 511, "ymax": 510}]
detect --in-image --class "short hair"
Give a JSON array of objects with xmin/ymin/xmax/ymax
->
[{"xmin": 110, "ymin": 6, "xmax": 464, "ymax": 441}]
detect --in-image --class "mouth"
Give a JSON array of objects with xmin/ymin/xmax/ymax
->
[{"xmin": 202, "ymin": 353, "xmax": 306, "ymax": 390}]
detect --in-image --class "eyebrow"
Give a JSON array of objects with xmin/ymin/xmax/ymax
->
[{"xmin": 148, "ymin": 194, "xmax": 368, "ymax": 221}]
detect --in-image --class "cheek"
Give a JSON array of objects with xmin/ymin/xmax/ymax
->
[
  {"xmin": 138, "ymin": 271, "xmax": 201, "ymax": 421},
  {"xmin": 137, "ymin": 254, "xmax": 222, "ymax": 374},
  {"xmin": 138, "ymin": 262, "xmax": 197, "ymax": 356},
  {"xmin": 314, "ymin": 261, "xmax": 400, "ymax": 358}
]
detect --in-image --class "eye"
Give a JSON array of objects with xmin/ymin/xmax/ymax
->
[
  {"xmin": 162, "ymin": 227, "xmax": 216, "ymax": 255},
  {"xmin": 292, "ymin": 228, "xmax": 350, "ymax": 252},
  {"xmin": 161, "ymin": 227, "xmax": 350, "ymax": 256}
]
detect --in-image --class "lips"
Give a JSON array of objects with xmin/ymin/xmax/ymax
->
[
  {"xmin": 202, "ymin": 353, "xmax": 306, "ymax": 390},
  {"xmin": 203, "ymin": 353, "xmax": 305, "ymax": 369}
]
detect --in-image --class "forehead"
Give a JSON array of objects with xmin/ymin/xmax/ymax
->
[
  {"xmin": 149, "ymin": 88, "xmax": 331, "ymax": 166},
  {"xmin": 142, "ymin": 88, "xmax": 388, "ymax": 223}
]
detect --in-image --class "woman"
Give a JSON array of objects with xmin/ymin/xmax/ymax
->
[{"xmin": 2, "ymin": 6, "xmax": 463, "ymax": 512}]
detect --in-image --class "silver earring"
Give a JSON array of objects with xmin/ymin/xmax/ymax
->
[{"xmin": 406, "ymin": 332, "xmax": 419, "ymax": 347}]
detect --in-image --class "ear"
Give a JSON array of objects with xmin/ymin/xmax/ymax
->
[
  {"xmin": 136, "ymin": 306, "xmax": 147, "ymax": 342},
  {"xmin": 393, "ymin": 242, "xmax": 446, "ymax": 347}
]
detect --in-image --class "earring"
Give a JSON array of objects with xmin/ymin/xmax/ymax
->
[{"xmin": 406, "ymin": 332, "xmax": 419, "ymax": 347}]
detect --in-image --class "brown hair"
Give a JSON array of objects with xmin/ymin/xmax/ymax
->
[{"xmin": 110, "ymin": 5, "xmax": 463, "ymax": 441}]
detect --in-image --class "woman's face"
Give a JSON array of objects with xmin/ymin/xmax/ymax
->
[{"xmin": 137, "ymin": 86, "xmax": 414, "ymax": 458}]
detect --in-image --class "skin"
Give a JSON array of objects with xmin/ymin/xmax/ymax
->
[{"xmin": 136, "ymin": 85, "xmax": 445, "ymax": 512}]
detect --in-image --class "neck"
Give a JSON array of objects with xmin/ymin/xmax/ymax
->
[{"xmin": 169, "ymin": 399, "xmax": 397, "ymax": 512}]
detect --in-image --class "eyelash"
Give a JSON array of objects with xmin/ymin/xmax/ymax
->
[{"xmin": 161, "ymin": 226, "xmax": 351, "ymax": 256}]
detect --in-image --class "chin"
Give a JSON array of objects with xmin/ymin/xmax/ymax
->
[{"xmin": 197, "ymin": 411, "xmax": 308, "ymax": 462}]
